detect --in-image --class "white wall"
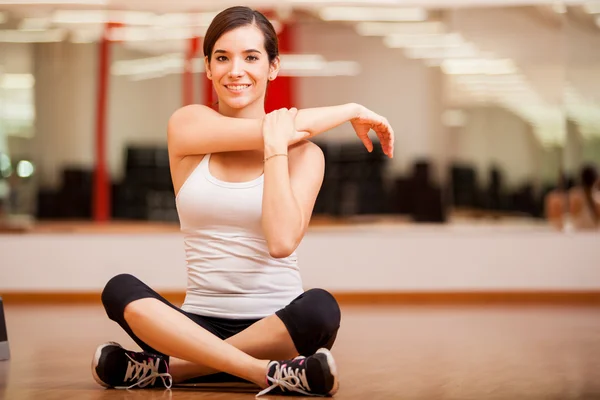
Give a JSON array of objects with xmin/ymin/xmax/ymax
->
[{"xmin": 1, "ymin": 226, "xmax": 599, "ymax": 292}]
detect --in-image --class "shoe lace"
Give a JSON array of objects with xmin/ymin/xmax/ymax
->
[
  {"xmin": 123, "ymin": 353, "xmax": 173, "ymax": 389},
  {"xmin": 256, "ymin": 359, "xmax": 319, "ymax": 397}
]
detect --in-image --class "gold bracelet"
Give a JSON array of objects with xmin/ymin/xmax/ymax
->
[{"xmin": 264, "ymin": 153, "xmax": 288, "ymax": 162}]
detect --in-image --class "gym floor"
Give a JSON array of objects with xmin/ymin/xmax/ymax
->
[{"xmin": 1, "ymin": 302, "xmax": 600, "ymax": 400}]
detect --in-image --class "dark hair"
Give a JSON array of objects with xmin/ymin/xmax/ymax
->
[
  {"xmin": 203, "ymin": 6, "xmax": 279, "ymax": 64},
  {"xmin": 580, "ymin": 164, "xmax": 599, "ymax": 225},
  {"xmin": 581, "ymin": 164, "xmax": 598, "ymax": 189}
]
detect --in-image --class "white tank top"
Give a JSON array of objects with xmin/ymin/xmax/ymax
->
[{"xmin": 175, "ymin": 154, "xmax": 303, "ymax": 319}]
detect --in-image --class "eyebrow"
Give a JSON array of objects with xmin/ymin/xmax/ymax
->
[{"xmin": 213, "ymin": 49, "xmax": 262, "ymax": 54}]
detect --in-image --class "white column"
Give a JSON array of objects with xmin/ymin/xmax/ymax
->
[{"xmin": 32, "ymin": 42, "xmax": 97, "ymax": 188}]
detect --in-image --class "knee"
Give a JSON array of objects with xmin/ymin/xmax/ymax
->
[
  {"xmin": 301, "ymin": 288, "xmax": 341, "ymax": 339},
  {"xmin": 101, "ymin": 273, "xmax": 140, "ymax": 321}
]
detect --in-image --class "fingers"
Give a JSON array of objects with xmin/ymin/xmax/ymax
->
[
  {"xmin": 373, "ymin": 118, "xmax": 393, "ymax": 158},
  {"xmin": 360, "ymin": 135, "xmax": 374, "ymax": 153},
  {"xmin": 382, "ymin": 118, "xmax": 394, "ymax": 158},
  {"xmin": 291, "ymin": 130, "xmax": 312, "ymax": 144},
  {"xmin": 270, "ymin": 107, "xmax": 298, "ymax": 119}
]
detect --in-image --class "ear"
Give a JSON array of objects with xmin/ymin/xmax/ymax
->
[
  {"xmin": 204, "ymin": 56, "xmax": 212, "ymax": 80},
  {"xmin": 268, "ymin": 56, "xmax": 281, "ymax": 81}
]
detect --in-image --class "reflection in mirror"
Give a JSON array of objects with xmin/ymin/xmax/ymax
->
[
  {"xmin": 1, "ymin": 3, "xmax": 598, "ymax": 231},
  {"xmin": 0, "ymin": 34, "xmax": 36, "ymax": 223},
  {"xmin": 440, "ymin": 5, "xmax": 566, "ymax": 225},
  {"xmin": 561, "ymin": 4, "xmax": 600, "ymax": 231}
]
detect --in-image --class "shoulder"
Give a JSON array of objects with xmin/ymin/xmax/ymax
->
[
  {"xmin": 168, "ymin": 104, "xmax": 214, "ymax": 132},
  {"xmin": 288, "ymin": 140, "xmax": 325, "ymax": 187},
  {"xmin": 288, "ymin": 140, "xmax": 324, "ymax": 164},
  {"xmin": 568, "ymin": 187, "xmax": 585, "ymax": 201}
]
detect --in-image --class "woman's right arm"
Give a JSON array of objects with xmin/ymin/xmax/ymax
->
[{"xmin": 167, "ymin": 103, "xmax": 394, "ymax": 157}]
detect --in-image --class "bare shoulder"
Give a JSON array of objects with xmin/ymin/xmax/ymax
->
[
  {"xmin": 168, "ymin": 104, "xmax": 213, "ymax": 132},
  {"xmin": 568, "ymin": 187, "xmax": 585, "ymax": 202},
  {"xmin": 287, "ymin": 141, "xmax": 325, "ymax": 188},
  {"xmin": 288, "ymin": 140, "xmax": 325, "ymax": 166}
]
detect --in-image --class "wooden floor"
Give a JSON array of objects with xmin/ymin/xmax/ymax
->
[{"xmin": 1, "ymin": 303, "xmax": 600, "ymax": 400}]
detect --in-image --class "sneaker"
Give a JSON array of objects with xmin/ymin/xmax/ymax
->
[
  {"xmin": 92, "ymin": 341, "xmax": 173, "ymax": 389},
  {"xmin": 256, "ymin": 348, "xmax": 339, "ymax": 397}
]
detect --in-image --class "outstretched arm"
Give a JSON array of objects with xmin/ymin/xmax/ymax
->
[{"xmin": 167, "ymin": 103, "xmax": 393, "ymax": 158}]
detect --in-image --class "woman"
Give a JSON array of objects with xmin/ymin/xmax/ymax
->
[
  {"xmin": 92, "ymin": 5, "xmax": 394, "ymax": 397},
  {"xmin": 568, "ymin": 164, "xmax": 599, "ymax": 230}
]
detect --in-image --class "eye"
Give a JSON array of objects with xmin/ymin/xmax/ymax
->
[
  {"xmin": 216, "ymin": 56, "xmax": 228, "ymax": 62},
  {"xmin": 246, "ymin": 55, "xmax": 259, "ymax": 62}
]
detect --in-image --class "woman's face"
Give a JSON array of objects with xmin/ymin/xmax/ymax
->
[{"xmin": 205, "ymin": 24, "xmax": 279, "ymax": 116}]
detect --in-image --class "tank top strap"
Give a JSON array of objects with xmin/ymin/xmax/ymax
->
[{"xmin": 199, "ymin": 153, "xmax": 211, "ymax": 168}]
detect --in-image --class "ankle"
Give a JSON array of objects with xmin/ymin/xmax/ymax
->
[{"xmin": 253, "ymin": 359, "xmax": 272, "ymax": 388}]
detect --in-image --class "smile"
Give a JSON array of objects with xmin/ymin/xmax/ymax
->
[{"xmin": 225, "ymin": 84, "xmax": 252, "ymax": 92}]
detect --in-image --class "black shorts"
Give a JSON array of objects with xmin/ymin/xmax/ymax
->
[{"xmin": 101, "ymin": 274, "xmax": 341, "ymax": 358}]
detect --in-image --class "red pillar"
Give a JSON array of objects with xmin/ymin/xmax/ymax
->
[
  {"xmin": 93, "ymin": 23, "xmax": 119, "ymax": 222},
  {"xmin": 202, "ymin": 36, "xmax": 217, "ymax": 109},
  {"xmin": 183, "ymin": 36, "xmax": 200, "ymax": 106},
  {"xmin": 265, "ymin": 21, "xmax": 295, "ymax": 112}
]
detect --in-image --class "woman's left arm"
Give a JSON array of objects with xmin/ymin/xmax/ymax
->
[{"xmin": 261, "ymin": 109, "xmax": 325, "ymax": 258}]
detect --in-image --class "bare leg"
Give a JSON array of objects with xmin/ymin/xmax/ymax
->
[
  {"xmin": 123, "ymin": 298, "xmax": 271, "ymax": 387},
  {"xmin": 168, "ymin": 314, "xmax": 298, "ymax": 383}
]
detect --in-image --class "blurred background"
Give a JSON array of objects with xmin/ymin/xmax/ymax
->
[{"xmin": 0, "ymin": 0, "xmax": 598, "ymax": 230}]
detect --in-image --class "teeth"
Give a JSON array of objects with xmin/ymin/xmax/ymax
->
[{"xmin": 227, "ymin": 85, "xmax": 250, "ymax": 90}]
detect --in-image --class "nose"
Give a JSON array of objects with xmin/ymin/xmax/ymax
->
[{"xmin": 228, "ymin": 58, "xmax": 244, "ymax": 78}]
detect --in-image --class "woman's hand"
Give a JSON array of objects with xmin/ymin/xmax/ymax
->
[
  {"xmin": 262, "ymin": 108, "xmax": 304, "ymax": 154},
  {"xmin": 350, "ymin": 104, "xmax": 394, "ymax": 158}
]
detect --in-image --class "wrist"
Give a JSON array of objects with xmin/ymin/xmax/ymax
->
[
  {"xmin": 347, "ymin": 103, "xmax": 363, "ymax": 120},
  {"xmin": 264, "ymin": 143, "xmax": 288, "ymax": 158}
]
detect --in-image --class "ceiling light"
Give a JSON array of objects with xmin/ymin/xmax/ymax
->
[
  {"xmin": 70, "ymin": 27, "xmax": 103, "ymax": 43},
  {"xmin": 0, "ymin": 29, "xmax": 66, "ymax": 43},
  {"xmin": 384, "ymin": 32, "xmax": 465, "ymax": 48},
  {"xmin": 0, "ymin": 74, "xmax": 35, "ymax": 89},
  {"xmin": 52, "ymin": 10, "xmax": 157, "ymax": 25},
  {"xmin": 441, "ymin": 58, "xmax": 517, "ymax": 75},
  {"xmin": 19, "ymin": 18, "xmax": 51, "ymax": 30},
  {"xmin": 108, "ymin": 26, "xmax": 202, "ymax": 42},
  {"xmin": 403, "ymin": 44, "xmax": 481, "ymax": 60},
  {"xmin": 355, "ymin": 21, "xmax": 445, "ymax": 36},
  {"xmin": 319, "ymin": 7, "xmax": 427, "ymax": 22}
]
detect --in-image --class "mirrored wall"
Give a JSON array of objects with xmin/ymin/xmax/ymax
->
[{"xmin": 0, "ymin": 3, "xmax": 598, "ymax": 229}]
